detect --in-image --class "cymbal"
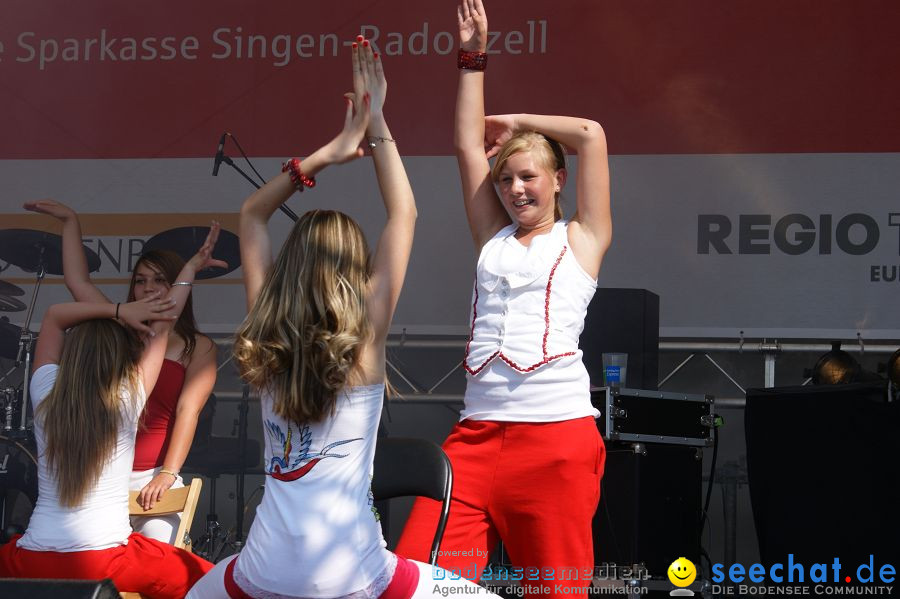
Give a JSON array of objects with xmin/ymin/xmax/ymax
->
[
  {"xmin": 0, "ymin": 280, "xmax": 24, "ymax": 297},
  {"xmin": 0, "ymin": 319, "xmax": 21, "ymax": 360},
  {"xmin": 0, "ymin": 296, "xmax": 26, "ymax": 312},
  {"xmin": 0, "ymin": 229, "xmax": 101, "ymax": 276},
  {"xmin": 142, "ymin": 226, "xmax": 240, "ymax": 280}
]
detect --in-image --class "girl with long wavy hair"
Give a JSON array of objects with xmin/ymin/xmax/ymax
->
[
  {"xmin": 187, "ymin": 40, "xmax": 495, "ymax": 599},
  {"xmin": 0, "ymin": 226, "xmax": 224, "ymax": 598},
  {"xmin": 23, "ymin": 200, "xmax": 220, "ymax": 543},
  {"xmin": 396, "ymin": 1, "xmax": 613, "ymax": 596}
]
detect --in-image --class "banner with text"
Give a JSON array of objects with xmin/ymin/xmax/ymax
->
[{"xmin": 1, "ymin": 1, "xmax": 898, "ymax": 338}]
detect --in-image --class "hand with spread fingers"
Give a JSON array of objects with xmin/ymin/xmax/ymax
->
[
  {"xmin": 185, "ymin": 221, "xmax": 229, "ymax": 274},
  {"xmin": 117, "ymin": 293, "xmax": 177, "ymax": 336}
]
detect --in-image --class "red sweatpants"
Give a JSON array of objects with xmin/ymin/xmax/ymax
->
[
  {"xmin": 0, "ymin": 532, "xmax": 213, "ymax": 598},
  {"xmin": 396, "ymin": 417, "xmax": 604, "ymax": 598}
]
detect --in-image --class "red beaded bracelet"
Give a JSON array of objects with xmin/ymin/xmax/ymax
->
[
  {"xmin": 458, "ymin": 49, "xmax": 488, "ymax": 71},
  {"xmin": 281, "ymin": 158, "xmax": 316, "ymax": 192}
]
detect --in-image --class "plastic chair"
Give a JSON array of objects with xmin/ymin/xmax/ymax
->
[{"xmin": 372, "ymin": 437, "xmax": 452, "ymax": 566}]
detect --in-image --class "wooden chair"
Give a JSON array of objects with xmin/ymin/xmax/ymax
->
[
  {"xmin": 118, "ymin": 477, "xmax": 203, "ymax": 598},
  {"xmin": 128, "ymin": 477, "xmax": 202, "ymax": 551}
]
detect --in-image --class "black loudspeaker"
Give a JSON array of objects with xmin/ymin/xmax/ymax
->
[
  {"xmin": 592, "ymin": 442, "xmax": 702, "ymax": 577},
  {"xmin": 745, "ymin": 382, "xmax": 900, "ymax": 568},
  {"xmin": 0, "ymin": 578, "xmax": 119, "ymax": 598},
  {"xmin": 580, "ymin": 289, "xmax": 659, "ymax": 391}
]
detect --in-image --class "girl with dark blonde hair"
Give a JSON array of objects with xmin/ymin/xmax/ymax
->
[
  {"xmin": 397, "ymin": 1, "xmax": 612, "ymax": 595},
  {"xmin": 0, "ymin": 226, "xmax": 224, "ymax": 597},
  {"xmin": 187, "ymin": 40, "xmax": 495, "ymax": 599},
  {"xmin": 23, "ymin": 200, "xmax": 220, "ymax": 543}
]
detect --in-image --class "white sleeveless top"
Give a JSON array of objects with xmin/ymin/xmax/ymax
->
[
  {"xmin": 462, "ymin": 221, "xmax": 601, "ymax": 422},
  {"xmin": 236, "ymin": 383, "xmax": 392, "ymax": 597},
  {"xmin": 19, "ymin": 364, "xmax": 145, "ymax": 552}
]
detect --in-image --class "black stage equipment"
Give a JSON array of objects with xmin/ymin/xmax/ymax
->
[
  {"xmin": 181, "ymin": 388, "xmax": 261, "ymax": 562},
  {"xmin": 888, "ymin": 349, "xmax": 900, "ymax": 387},
  {"xmin": 580, "ymin": 289, "xmax": 659, "ymax": 391},
  {"xmin": 142, "ymin": 226, "xmax": 240, "ymax": 280},
  {"xmin": 212, "ymin": 132, "xmax": 227, "ymax": 176},
  {"xmin": 592, "ymin": 442, "xmax": 703, "ymax": 578},
  {"xmin": 745, "ymin": 382, "xmax": 900, "ymax": 568},
  {"xmin": 0, "ymin": 578, "xmax": 120, "ymax": 598},
  {"xmin": 210, "ymin": 132, "xmax": 298, "ymax": 221},
  {"xmin": 805, "ymin": 341, "xmax": 883, "ymax": 385},
  {"xmin": 590, "ymin": 389, "xmax": 707, "ymax": 579}
]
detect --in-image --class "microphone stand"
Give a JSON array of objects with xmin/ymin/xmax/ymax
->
[
  {"xmin": 218, "ymin": 155, "xmax": 299, "ymax": 222},
  {"xmin": 15, "ymin": 267, "xmax": 40, "ymax": 433}
]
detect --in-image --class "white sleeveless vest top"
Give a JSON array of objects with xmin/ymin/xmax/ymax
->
[{"xmin": 462, "ymin": 221, "xmax": 601, "ymax": 422}]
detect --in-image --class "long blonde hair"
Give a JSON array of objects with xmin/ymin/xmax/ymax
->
[
  {"xmin": 37, "ymin": 319, "xmax": 142, "ymax": 508},
  {"xmin": 491, "ymin": 131, "xmax": 567, "ymax": 220},
  {"xmin": 234, "ymin": 210, "xmax": 372, "ymax": 424}
]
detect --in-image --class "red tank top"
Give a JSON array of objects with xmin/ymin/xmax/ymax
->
[{"xmin": 133, "ymin": 359, "xmax": 186, "ymax": 470}]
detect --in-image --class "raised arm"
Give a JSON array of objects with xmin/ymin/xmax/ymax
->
[
  {"xmin": 239, "ymin": 65, "xmax": 370, "ymax": 310},
  {"xmin": 32, "ymin": 296, "xmax": 176, "ymax": 373},
  {"xmin": 355, "ymin": 41, "xmax": 416, "ymax": 340},
  {"xmin": 455, "ymin": 0, "xmax": 510, "ymax": 249},
  {"xmin": 138, "ymin": 222, "xmax": 227, "ymax": 395},
  {"xmin": 135, "ymin": 225, "xmax": 225, "ymax": 509},
  {"xmin": 23, "ymin": 199, "xmax": 110, "ymax": 303}
]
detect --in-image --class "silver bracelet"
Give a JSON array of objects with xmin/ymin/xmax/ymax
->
[
  {"xmin": 172, "ymin": 281, "xmax": 193, "ymax": 287},
  {"xmin": 367, "ymin": 136, "xmax": 396, "ymax": 149}
]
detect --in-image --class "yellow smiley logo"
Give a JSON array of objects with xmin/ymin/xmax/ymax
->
[{"xmin": 668, "ymin": 557, "xmax": 696, "ymax": 587}]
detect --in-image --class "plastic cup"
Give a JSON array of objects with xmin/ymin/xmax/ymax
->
[{"xmin": 602, "ymin": 353, "xmax": 628, "ymax": 388}]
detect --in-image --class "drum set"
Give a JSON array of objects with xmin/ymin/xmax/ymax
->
[
  {"xmin": 0, "ymin": 225, "xmax": 240, "ymax": 541},
  {"xmin": 0, "ymin": 229, "xmax": 82, "ymax": 540}
]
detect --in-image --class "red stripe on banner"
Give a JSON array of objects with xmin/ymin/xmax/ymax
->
[{"xmin": 1, "ymin": 0, "xmax": 899, "ymax": 159}]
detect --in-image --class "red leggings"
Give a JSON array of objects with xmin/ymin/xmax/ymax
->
[
  {"xmin": 396, "ymin": 417, "xmax": 604, "ymax": 598},
  {"xmin": 0, "ymin": 532, "xmax": 213, "ymax": 598}
]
